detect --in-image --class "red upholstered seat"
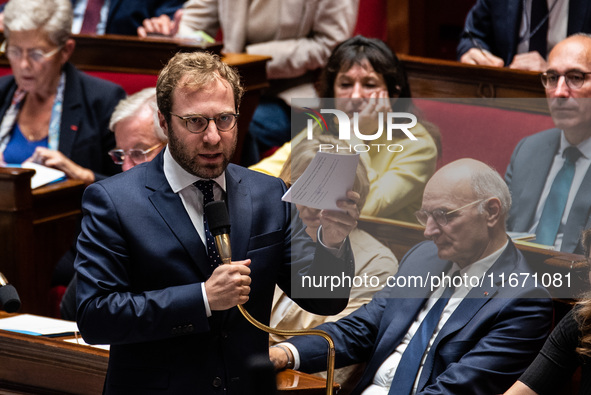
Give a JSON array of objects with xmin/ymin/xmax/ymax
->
[{"xmin": 414, "ymin": 99, "xmax": 556, "ymax": 174}]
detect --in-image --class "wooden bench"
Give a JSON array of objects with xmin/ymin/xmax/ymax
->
[{"xmin": 357, "ymin": 216, "xmax": 589, "ymax": 303}]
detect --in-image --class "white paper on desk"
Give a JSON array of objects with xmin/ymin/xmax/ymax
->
[
  {"xmin": 4, "ymin": 162, "xmax": 66, "ymax": 189},
  {"xmin": 0, "ymin": 314, "xmax": 78, "ymax": 336},
  {"xmin": 22, "ymin": 162, "xmax": 66, "ymax": 189},
  {"xmin": 282, "ymin": 152, "xmax": 359, "ymax": 211}
]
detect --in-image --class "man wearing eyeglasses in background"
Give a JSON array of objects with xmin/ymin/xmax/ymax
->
[
  {"xmin": 58, "ymin": 87, "xmax": 167, "ymax": 320},
  {"xmin": 73, "ymin": 51, "xmax": 359, "ymax": 394},
  {"xmin": 271, "ymin": 158, "xmax": 553, "ymax": 395},
  {"xmin": 506, "ymin": 33, "xmax": 591, "ymax": 253},
  {"xmin": 107, "ymin": 87, "xmax": 167, "ymax": 171}
]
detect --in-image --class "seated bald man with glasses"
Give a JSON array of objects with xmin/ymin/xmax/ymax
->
[
  {"xmin": 59, "ymin": 87, "xmax": 167, "ymax": 320},
  {"xmin": 271, "ymin": 158, "xmax": 553, "ymax": 395},
  {"xmin": 506, "ymin": 33, "xmax": 591, "ymax": 253}
]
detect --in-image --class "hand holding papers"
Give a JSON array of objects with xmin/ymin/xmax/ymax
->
[{"xmin": 282, "ymin": 152, "xmax": 360, "ymax": 211}]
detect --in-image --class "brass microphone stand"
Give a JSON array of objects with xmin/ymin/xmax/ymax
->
[{"xmin": 214, "ymin": 234, "xmax": 337, "ymax": 395}]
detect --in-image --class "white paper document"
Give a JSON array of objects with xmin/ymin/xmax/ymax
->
[
  {"xmin": 282, "ymin": 152, "xmax": 359, "ymax": 211},
  {"xmin": 23, "ymin": 162, "xmax": 66, "ymax": 189},
  {"xmin": 3, "ymin": 162, "xmax": 66, "ymax": 189},
  {"xmin": 0, "ymin": 314, "xmax": 78, "ymax": 336}
]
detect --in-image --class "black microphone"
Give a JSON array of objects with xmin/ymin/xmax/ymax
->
[
  {"xmin": 204, "ymin": 200, "xmax": 232, "ymax": 264},
  {"xmin": 0, "ymin": 272, "xmax": 21, "ymax": 313}
]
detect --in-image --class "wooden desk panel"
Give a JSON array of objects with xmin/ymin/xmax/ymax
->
[
  {"xmin": 0, "ymin": 168, "xmax": 85, "ymax": 317},
  {"xmin": 0, "ymin": 317, "xmax": 334, "ymax": 395},
  {"xmin": 398, "ymin": 54, "xmax": 548, "ymax": 113},
  {"xmin": 358, "ymin": 216, "xmax": 589, "ymax": 300}
]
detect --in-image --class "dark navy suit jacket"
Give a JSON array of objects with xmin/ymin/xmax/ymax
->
[
  {"xmin": 103, "ymin": 0, "xmax": 186, "ymax": 35},
  {"xmin": 290, "ymin": 240, "xmax": 553, "ymax": 395},
  {"xmin": 505, "ymin": 128, "xmax": 591, "ymax": 253},
  {"xmin": 0, "ymin": 62, "xmax": 125, "ymax": 180},
  {"xmin": 457, "ymin": 0, "xmax": 591, "ymax": 65},
  {"xmin": 74, "ymin": 152, "xmax": 354, "ymax": 394}
]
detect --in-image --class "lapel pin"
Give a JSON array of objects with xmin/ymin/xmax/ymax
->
[
  {"xmin": 483, "ymin": 291, "xmax": 489, "ymax": 296},
  {"xmin": 70, "ymin": 125, "xmax": 78, "ymax": 131}
]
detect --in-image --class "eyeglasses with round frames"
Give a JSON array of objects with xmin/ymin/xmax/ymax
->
[
  {"xmin": 540, "ymin": 71, "xmax": 591, "ymax": 90},
  {"xmin": 415, "ymin": 199, "xmax": 485, "ymax": 227},
  {"xmin": 1, "ymin": 41, "xmax": 63, "ymax": 64},
  {"xmin": 108, "ymin": 143, "xmax": 164, "ymax": 165},
  {"xmin": 170, "ymin": 112, "xmax": 239, "ymax": 134}
]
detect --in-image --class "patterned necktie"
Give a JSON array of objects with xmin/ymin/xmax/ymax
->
[
  {"xmin": 194, "ymin": 180, "xmax": 223, "ymax": 266},
  {"xmin": 535, "ymin": 146, "xmax": 582, "ymax": 246},
  {"xmin": 528, "ymin": 0, "xmax": 549, "ymax": 58},
  {"xmin": 79, "ymin": 0, "xmax": 105, "ymax": 34},
  {"xmin": 388, "ymin": 272, "xmax": 458, "ymax": 395}
]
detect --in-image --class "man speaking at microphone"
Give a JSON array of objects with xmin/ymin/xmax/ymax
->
[{"xmin": 74, "ymin": 51, "xmax": 359, "ymax": 394}]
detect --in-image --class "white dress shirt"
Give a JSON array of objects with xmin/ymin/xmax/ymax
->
[{"xmin": 163, "ymin": 146, "xmax": 226, "ymax": 316}]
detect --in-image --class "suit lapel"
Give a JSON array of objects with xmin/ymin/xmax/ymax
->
[
  {"xmin": 107, "ymin": 0, "xmax": 123, "ymax": 22},
  {"xmin": 416, "ymin": 242, "xmax": 518, "ymax": 391},
  {"xmin": 563, "ymin": 164, "xmax": 591, "ymax": 252},
  {"xmin": 58, "ymin": 64, "xmax": 82, "ymax": 159},
  {"xmin": 513, "ymin": 130, "xmax": 560, "ymax": 231},
  {"xmin": 567, "ymin": 0, "xmax": 591, "ymax": 34},
  {"xmin": 361, "ymin": 259, "xmax": 452, "ymax": 387},
  {"xmin": 146, "ymin": 153, "xmax": 211, "ymax": 278},
  {"xmin": 505, "ymin": 0, "xmax": 523, "ymax": 60},
  {"xmin": 225, "ymin": 165, "xmax": 251, "ymax": 260},
  {"xmin": 363, "ymin": 297, "xmax": 427, "ymax": 380}
]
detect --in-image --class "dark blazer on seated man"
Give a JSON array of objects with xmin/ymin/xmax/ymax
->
[
  {"xmin": 288, "ymin": 241, "xmax": 552, "ymax": 395},
  {"xmin": 457, "ymin": 0, "xmax": 591, "ymax": 65},
  {"xmin": 102, "ymin": 0, "xmax": 186, "ymax": 35},
  {"xmin": 75, "ymin": 153, "xmax": 355, "ymax": 393},
  {"xmin": 505, "ymin": 128, "xmax": 591, "ymax": 253},
  {"xmin": 273, "ymin": 158, "xmax": 553, "ymax": 395},
  {"xmin": 505, "ymin": 34, "xmax": 591, "ymax": 253}
]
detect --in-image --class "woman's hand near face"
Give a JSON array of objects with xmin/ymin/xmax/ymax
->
[
  {"xmin": 26, "ymin": 147, "xmax": 95, "ymax": 185},
  {"xmin": 354, "ymin": 89, "xmax": 392, "ymax": 138}
]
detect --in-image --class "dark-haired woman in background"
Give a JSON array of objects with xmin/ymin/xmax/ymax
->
[{"xmin": 250, "ymin": 35, "xmax": 440, "ymax": 223}]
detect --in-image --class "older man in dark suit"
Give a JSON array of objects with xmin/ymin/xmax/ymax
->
[{"xmin": 271, "ymin": 158, "xmax": 553, "ymax": 395}]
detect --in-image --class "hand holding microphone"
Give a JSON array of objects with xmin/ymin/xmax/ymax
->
[
  {"xmin": 203, "ymin": 201, "xmax": 251, "ymax": 311},
  {"xmin": 204, "ymin": 260, "xmax": 251, "ymax": 310},
  {"xmin": 203, "ymin": 201, "xmax": 337, "ymax": 395}
]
